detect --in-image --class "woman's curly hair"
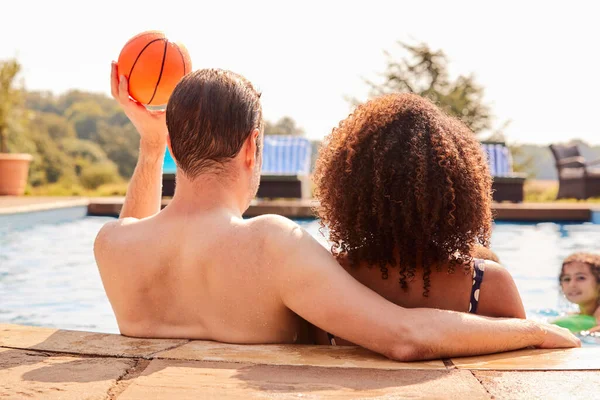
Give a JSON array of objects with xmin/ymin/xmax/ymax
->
[{"xmin": 314, "ymin": 93, "xmax": 493, "ymax": 296}]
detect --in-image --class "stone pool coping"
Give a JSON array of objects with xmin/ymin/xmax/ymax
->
[
  {"xmin": 0, "ymin": 196, "xmax": 89, "ymax": 215},
  {"xmin": 1, "ymin": 324, "xmax": 599, "ymax": 399},
  {"xmin": 1, "ymin": 196, "xmax": 600, "ymax": 221}
]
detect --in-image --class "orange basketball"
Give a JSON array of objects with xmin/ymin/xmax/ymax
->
[{"xmin": 117, "ymin": 31, "xmax": 192, "ymax": 106}]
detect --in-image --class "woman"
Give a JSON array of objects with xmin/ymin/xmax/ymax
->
[{"xmin": 313, "ymin": 93, "xmax": 525, "ymax": 345}]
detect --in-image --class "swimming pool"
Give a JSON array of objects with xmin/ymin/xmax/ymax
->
[{"xmin": 1, "ymin": 211, "xmax": 599, "ymax": 344}]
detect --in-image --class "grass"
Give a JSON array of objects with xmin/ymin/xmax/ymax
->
[
  {"xmin": 524, "ymin": 180, "xmax": 600, "ymax": 203},
  {"xmin": 25, "ymin": 182, "xmax": 129, "ymax": 197}
]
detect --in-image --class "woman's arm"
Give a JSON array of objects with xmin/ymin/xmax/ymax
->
[{"xmin": 271, "ymin": 219, "xmax": 578, "ymax": 360}]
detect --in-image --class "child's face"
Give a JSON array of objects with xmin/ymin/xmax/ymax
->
[{"xmin": 560, "ymin": 262, "xmax": 600, "ymax": 305}]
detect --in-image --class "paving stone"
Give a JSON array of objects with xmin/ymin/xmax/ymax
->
[
  {"xmin": 474, "ymin": 370, "xmax": 600, "ymax": 400},
  {"xmin": 450, "ymin": 348, "xmax": 600, "ymax": 370},
  {"xmin": 120, "ymin": 359, "xmax": 490, "ymax": 399},
  {"xmin": 155, "ymin": 340, "xmax": 446, "ymax": 369},
  {"xmin": 0, "ymin": 324, "xmax": 188, "ymax": 358},
  {"xmin": 0, "ymin": 197, "xmax": 88, "ymax": 214},
  {"xmin": 0, "ymin": 348, "xmax": 133, "ymax": 399}
]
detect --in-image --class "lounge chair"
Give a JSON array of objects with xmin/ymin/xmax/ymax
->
[
  {"xmin": 549, "ymin": 143, "xmax": 600, "ymax": 200},
  {"xmin": 481, "ymin": 141, "xmax": 526, "ymax": 203},
  {"xmin": 161, "ymin": 136, "xmax": 313, "ymax": 199},
  {"xmin": 256, "ymin": 135, "xmax": 312, "ymax": 199}
]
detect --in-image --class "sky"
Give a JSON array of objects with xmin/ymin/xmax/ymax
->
[{"xmin": 1, "ymin": 0, "xmax": 599, "ymax": 145}]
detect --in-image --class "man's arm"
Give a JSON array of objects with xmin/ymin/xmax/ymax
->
[
  {"xmin": 269, "ymin": 217, "xmax": 580, "ymax": 361},
  {"xmin": 109, "ymin": 61, "xmax": 168, "ymax": 219},
  {"xmin": 119, "ymin": 141, "xmax": 165, "ymax": 219}
]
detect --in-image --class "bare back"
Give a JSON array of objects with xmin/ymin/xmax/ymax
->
[
  {"xmin": 94, "ymin": 208, "xmax": 311, "ymax": 344},
  {"xmin": 316, "ymin": 256, "xmax": 526, "ymax": 345},
  {"xmin": 348, "ymin": 257, "xmax": 525, "ymax": 317}
]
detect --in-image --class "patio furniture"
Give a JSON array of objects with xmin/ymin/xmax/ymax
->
[
  {"xmin": 549, "ymin": 143, "xmax": 600, "ymax": 200},
  {"xmin": 162, "ymin": 137, "xmax": 313, "ymax": 199},
  {"xmin": 256, "ymin": 135, "xmax": 312, "ymax": 199},
  {"xmin": 481, "ymin": 141, "xmax": 526, "ymax": 203}
]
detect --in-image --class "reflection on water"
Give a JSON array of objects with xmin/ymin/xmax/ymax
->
[
  {"xmin": 1, "ymin": 214, "xmax": 599, "ymax": 345},
  {"xmin": 0, "ymin": 214, "xmax": 119, "ymax": 333}
]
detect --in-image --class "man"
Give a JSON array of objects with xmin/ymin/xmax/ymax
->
[{"xmin": 94, "ymin": 63, "xmax": 579, "ymax": 361}]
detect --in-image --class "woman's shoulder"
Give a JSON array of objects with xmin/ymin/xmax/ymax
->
[{"xmin": 475, "ymin": 259, "xmax": 527, "ymax": 319}]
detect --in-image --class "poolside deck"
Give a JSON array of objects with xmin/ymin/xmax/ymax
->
[
  {"xmin": 2, "ymin": 200, "xmax": 600, "ymax": 398},
  {"xmin": 1, "ymin": 196, "xmax": 599, "ymax": 221},
  {"xmin": 1, "ymin": 324, "xmax": 598, "ymax": 399}
]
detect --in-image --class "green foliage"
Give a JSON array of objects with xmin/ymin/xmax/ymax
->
[
  {"xmin": 0, "ymin": 59, "xmax": 26, "ymax": 153},
  {"xmin": 25, "ymin": 91, "xmax": 60, "ymax": 114},
  {"xmin": 366, "ymin": 41, "xmax": 491, "ymax": 134},
  {"xmin": 26, "ymin": 181, "xmax": 129, "ymax": 197},
  {"xmin": 31, "ymin": 112, "xmax": 76, "ymax": 141},
  {"xmin": 61, "ymin": 138, "xmax": 108, "ymax": 163},
  {"xmin": 79, "ymin": 162, "xmax": 120, "ymax": 190},
  {"xmin": 95, "ymin": 121, "xmax": 139, "ymax": 178},
  {"xmin": 11, "ymin": 79, "xmax": 139, "ymax": 189},
  {"xmin": 65, "ymin": 101, "xmax": 106, "ymax": 141},
  {"xmin": 264, "ymin": 116, "xmax": 305, "ymax": 136}
]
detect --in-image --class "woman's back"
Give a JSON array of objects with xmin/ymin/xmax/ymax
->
[
  {"xmin": 342, "ymin": 258, "xmax": 524, "ymax": 317},
  {"xmin": 316, "ymin": 258, "xmax": 525, "ymax": 346}
]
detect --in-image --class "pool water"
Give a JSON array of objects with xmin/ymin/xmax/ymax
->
[{"xmin": 1, "ymin": 212, "xmax": 599, "ymax": 345}]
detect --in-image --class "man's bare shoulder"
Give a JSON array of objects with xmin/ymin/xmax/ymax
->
[
  {"xmin": 93, "ymin": 217, "xmax": 145, "ymax": 265},
  {"xmin": 245, "ymin": 214, "xmax": 303, "ymax": 238},
  {"xmin": 244, "ymin": 214, "xmax": 318, "ymax": 260},
  {"xmin": 95, "ymin": 217, "xmax": 138, "ymax": 244}
]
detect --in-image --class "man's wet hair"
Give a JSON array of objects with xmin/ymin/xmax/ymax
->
[{"xmin": 166, "ymin": 69, "xmax": 263, "ymax": 178}]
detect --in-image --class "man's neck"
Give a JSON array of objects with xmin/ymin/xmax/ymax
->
[{"xmin": 168, "ymin": 172, "xmax": 247, "ymax": 217}]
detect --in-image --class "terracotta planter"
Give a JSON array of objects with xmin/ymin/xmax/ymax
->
[{"xmin": 0, "ymin": 153, "xmax": 33, "ymax": 196}]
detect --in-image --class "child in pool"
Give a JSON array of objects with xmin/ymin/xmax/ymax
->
[{"xmin": 559, "ymin": 252, "xmax": 600, "ymax": 332}]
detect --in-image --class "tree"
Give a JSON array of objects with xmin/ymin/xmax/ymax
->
[
  {"xmin": 65, "ymin": 101, "xmax": 106, "ymax": 141},
  {"xmin": 0, "ymin": 59, "xmax": 25, "ymax": 153},
  {"xmin": 25, "ymin": 91, "xmax": 60, "ymax": 114},
  {"xmin": 264, "ymin": 116, "xmax": 305, "ymax": 136},
  {"xmin": 31, "ymin": 112, "xmax": 76, "ymax": 141},
  {"xmin": 366, "ymin": 41, "xmax": 492, "ymax": 134}
]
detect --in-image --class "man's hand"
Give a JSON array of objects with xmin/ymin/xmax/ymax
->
[
  {"xmin": 536, "ymin": 322, "xmax": 581, "ymax": 349},
  {"xmin": 110, "ymin": 61, "xmax": 167, "ymax": 147},
  {"xmin": 110, "ymin": 61, "xmax": 167, "ymax": 220}
]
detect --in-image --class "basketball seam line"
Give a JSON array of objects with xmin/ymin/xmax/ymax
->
[
  {"xmin": 174, "ymin": 45, "xmax": 187, "ymax": 75},
  {"xmin": 128, "ymin": 37, "xmax": 165, "ymax": 104},
  {"xmin": 147, "ymin": 39, "xmax": 169, "ymax": 105}
]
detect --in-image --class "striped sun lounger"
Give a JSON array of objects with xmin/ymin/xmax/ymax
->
[
  {"xmin": 257, "ymin": 135, "xmax": 313, "ymax": 199},
  {"xmin": 480, "ymin": 141, "xmax": 526, "ymax": 203},
  {"xmin": 161, "ymin": 136, "xmax": 313, "ymax": 198}
]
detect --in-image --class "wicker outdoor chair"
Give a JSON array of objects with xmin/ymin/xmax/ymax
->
[{"xmin": 549, "ymin": 144, "xmax": 600, "ymax": 200}]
